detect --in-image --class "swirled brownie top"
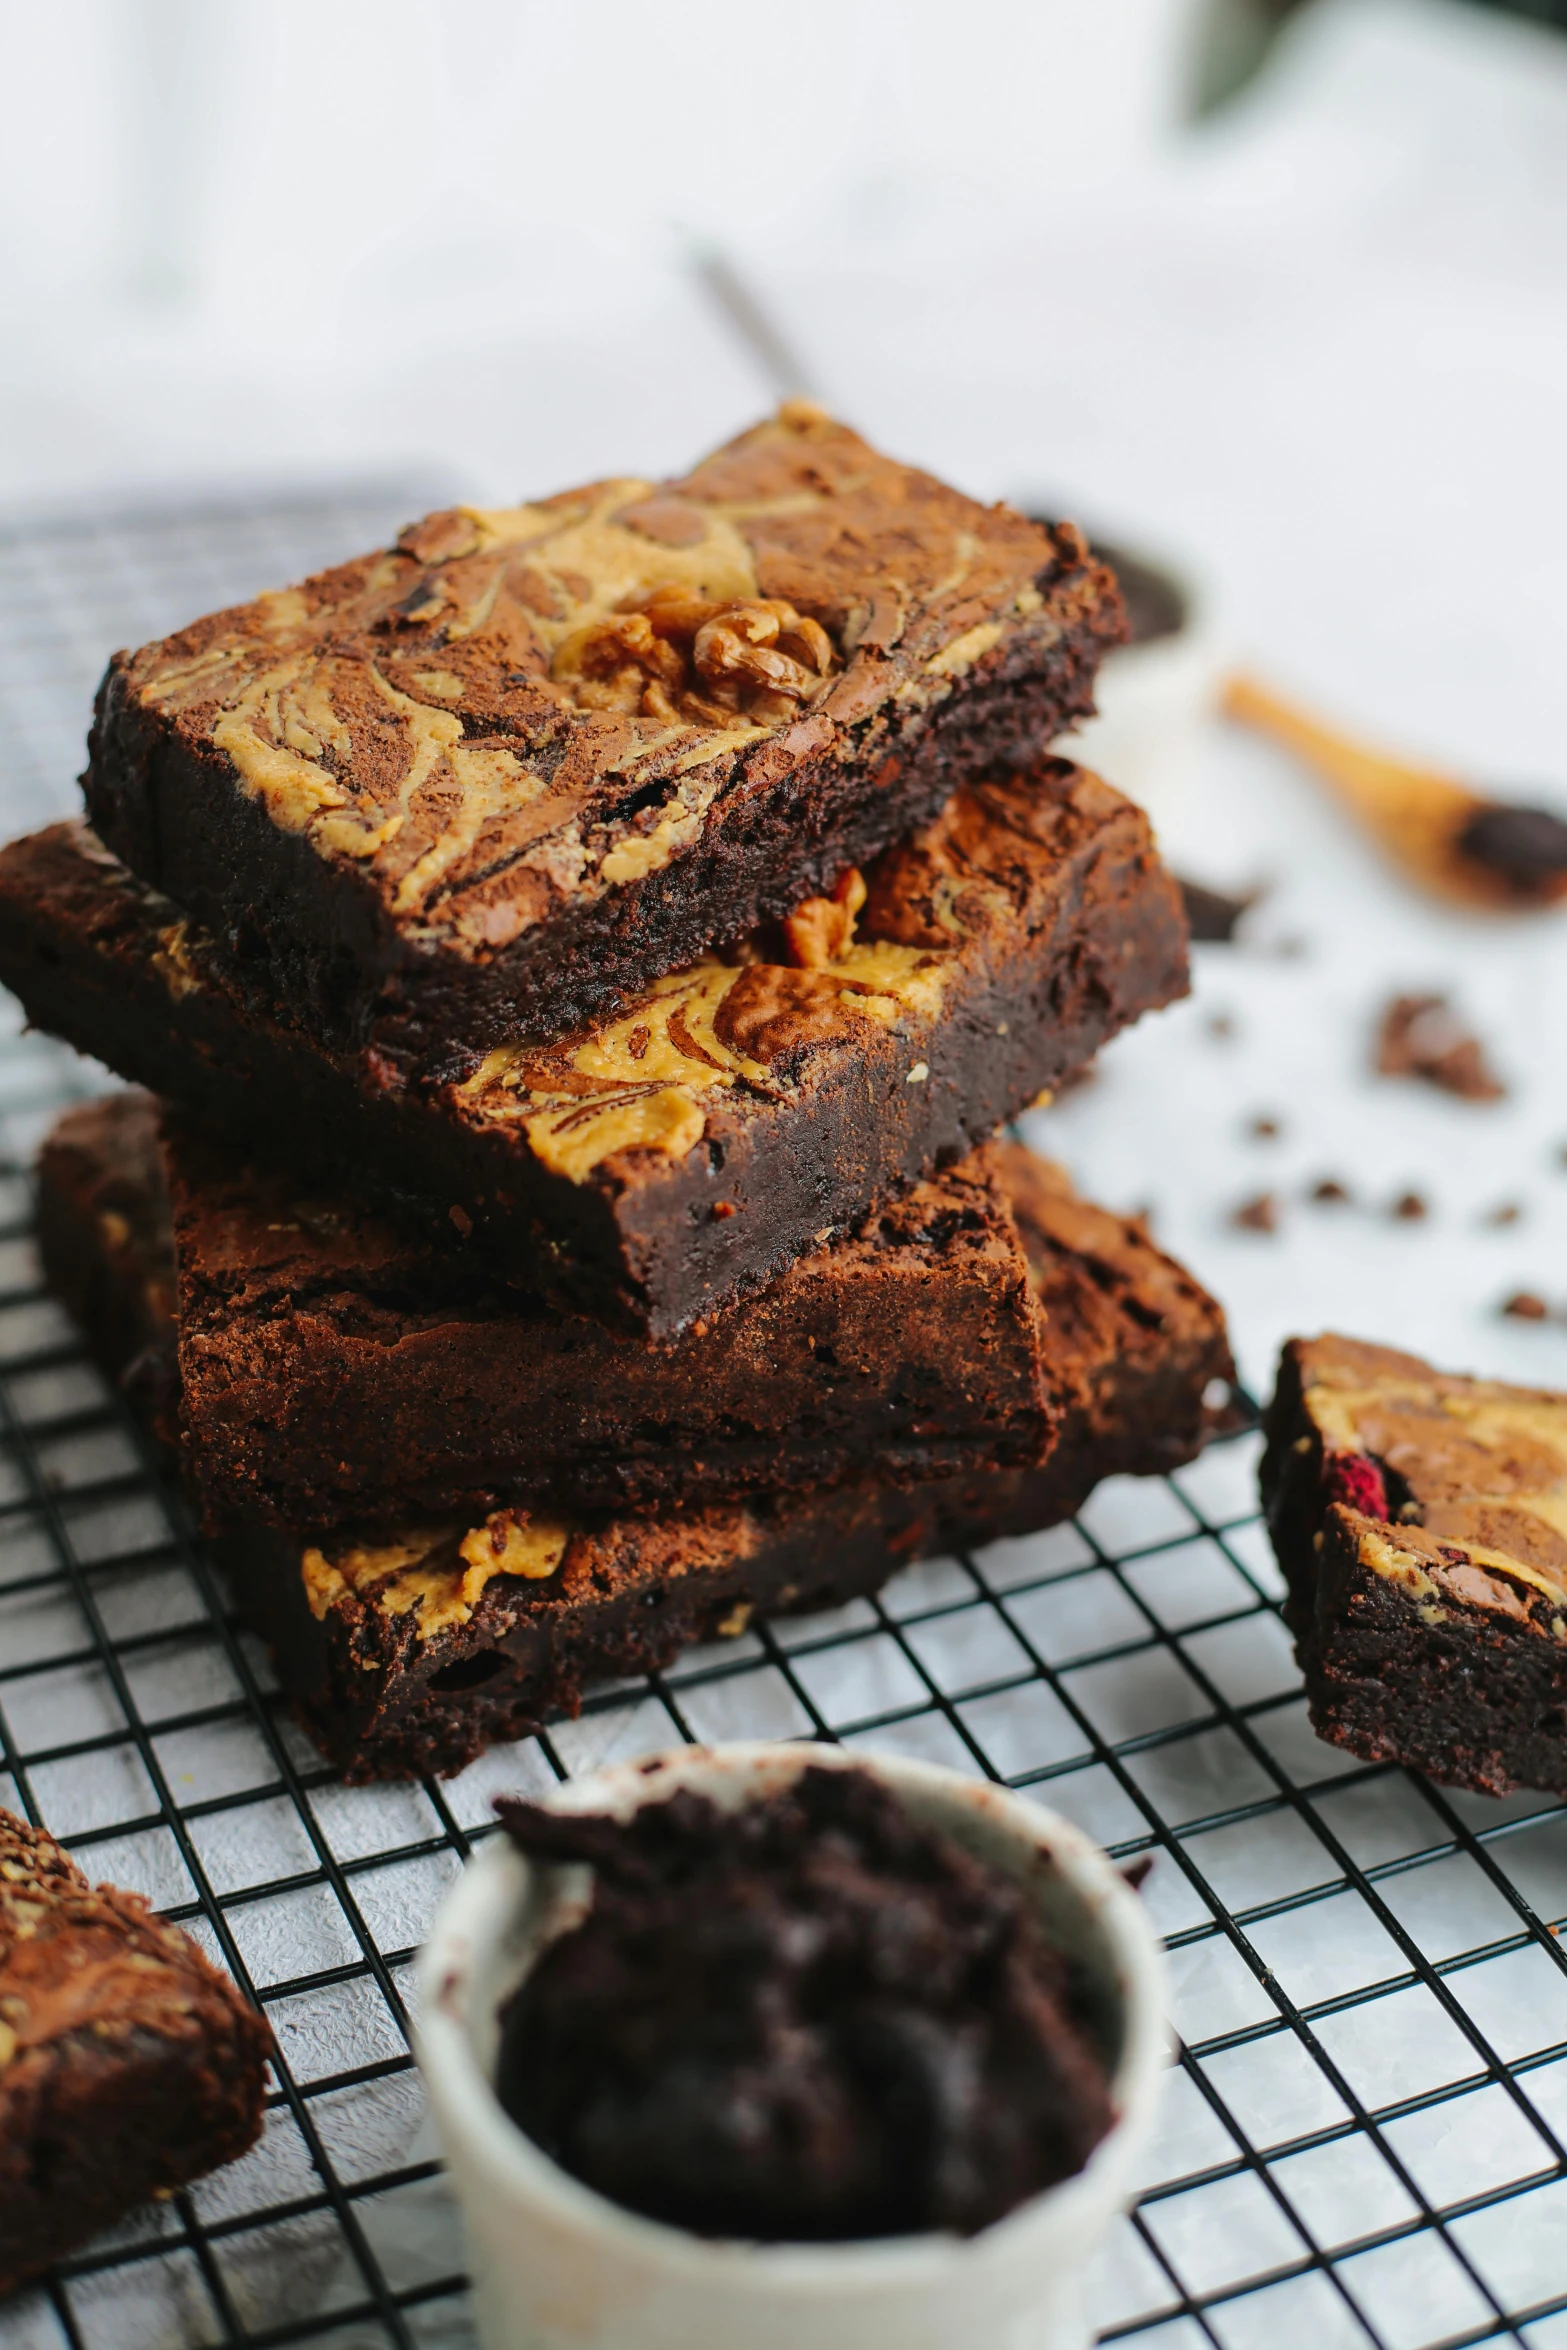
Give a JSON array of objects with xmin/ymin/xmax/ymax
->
[
  {"xmin": 1282, "ymin": 1333, "xmax": 1567, "ymax": 1619},
  {"xmin": 83, "ymin": 404, "xmax": 1124, "ymax": 1054}
]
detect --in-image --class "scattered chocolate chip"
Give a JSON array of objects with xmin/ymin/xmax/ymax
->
[
  {"xmin": 1311, "ymin": 1178, "xmax": 1352, "ymax": 1205},
  {"xmin": 1207, "ymin": 1012, "xmax": 1236, "ymax": 1042},
  {"xmin": 1249, "ymin": 1115, "xmax": 1281, "ymax": 1141},
  {"xmin": 1376, "ymin": 993, "xmax": 1505, "ymax": 1102},
  {"xmin": 1120, "ymin": 1855, "xmax": 1155, "ymax": 1892},
  {"xmin": 1482, "ymin": 1202, "xmax": 1523, "ymax": 1228},
  {"xmin": 1503, "ymin": 1291, "xmax": 1550, "ymax": 1321},
  {"xmin": 1457, "ymin": 803, "xmax": 1567, "ymax": 896},
  {"xmin": 1232, "ymin": 1192, "xmax": 1278, "ymax": 1234},
  {"xmin": 1177, "ymin": 878, "xmax": 1260, "ymax": 943},
  {"xmin": 1391, "ymin": 1191, "xmax": 1429, "ymax": 1221}
]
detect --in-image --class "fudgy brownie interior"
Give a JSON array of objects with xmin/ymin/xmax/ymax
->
[{"xmin": 494, "ymin": 1766, "xmax": 1112, "ymax": 2240}]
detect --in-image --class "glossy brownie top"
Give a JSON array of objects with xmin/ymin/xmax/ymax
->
[
  {"xmin": 1278, "ymin": 1331, "xmax": 1567, "ymax": 1617},
  {"xmin": 91, "ymin": 405, "xmax": 1115, "ymax": 962}
]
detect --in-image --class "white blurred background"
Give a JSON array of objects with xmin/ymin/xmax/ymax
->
[{"xmin": 4, "ymin": 0, "xmax": 1567, "ymax": 1390}]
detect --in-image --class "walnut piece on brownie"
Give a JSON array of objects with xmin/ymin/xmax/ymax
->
[
  {"xmin": 1262, "ymin": 1332, "xmax": 1567, "ymax": 1797},
  {"xmin": 82, "ymin": 404, "xmax": 1125, "ymax": 1064},
  {"xmin": 0, "ymin": 1807, "xmax": 272, "ymax": 2296}
]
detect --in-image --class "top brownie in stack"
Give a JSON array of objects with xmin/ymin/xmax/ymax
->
[{"xmin": 83, "ymin": 403, "xmax": 1125, "ymax": 1065}]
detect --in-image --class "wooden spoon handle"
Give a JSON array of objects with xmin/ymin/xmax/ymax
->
[
  {"xmin": 1221, "ymin": 671, "xmax": 1508, "ymax": 907},
  {"xmin": 1222, "ymin": 673, "xmax": 1475, "ymax": 830}
]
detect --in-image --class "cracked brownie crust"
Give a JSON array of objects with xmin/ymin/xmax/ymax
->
[
  {"xmin": 82, "ymin": 406, "xmax": 1125, "ymax": 1062},
  {"xmin": 40, "ymin": 1106, "xmax": 1233, "ymax": 1778},
  {"xmin": 0, "ymin": 759, "xmax": 1187, "ymax": 1337},
  {"xmin": 0, "ymin": 1807, "xmax": 272, "ymax": 2296},
  {"xmin": 1263, "ymin": 1333, "xmax": 1567, "ymax": 1797}
]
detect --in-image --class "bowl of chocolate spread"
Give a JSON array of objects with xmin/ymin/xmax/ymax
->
[{"xmin": 416, "ymin": 1741, "xmax": 1165, "ymax": 2350}]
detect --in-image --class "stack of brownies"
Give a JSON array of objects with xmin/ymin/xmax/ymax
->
[{"xmin": 0, "ymin": 404, "xmax": 1234, "ymax": 1779}]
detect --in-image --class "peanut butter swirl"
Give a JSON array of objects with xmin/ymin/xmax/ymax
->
[
  {"xmin": 456, "ymin": 873, "xmax": 953, "ymax": 1185},
  {"xmin": 303, "ymin": 1507, "xmax": 571, "ymax": 1641}
]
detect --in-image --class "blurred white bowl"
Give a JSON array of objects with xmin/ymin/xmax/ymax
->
[
  {"xmin": 1059, "ymin": 538, "xmax": 1225, "ymax": 811},
  {"xmin": 415, "ymin": 1739, "xmax": 1166, "ymax": 2350}
]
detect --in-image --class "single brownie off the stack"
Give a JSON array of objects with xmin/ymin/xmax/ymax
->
[{"xmin": 5, "ymin": 404, "xmax": 1234, "ymax": 1782}]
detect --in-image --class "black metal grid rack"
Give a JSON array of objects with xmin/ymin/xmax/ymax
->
[{"xmin": 3, "ymin": 491, "xmax": 1567, "ymax": 2350}]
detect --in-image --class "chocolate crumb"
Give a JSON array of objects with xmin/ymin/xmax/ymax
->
[
  {"xmin": 1375, "ymin": 993, "xmax": 1505, "ymax": 1102},
  {"xmin": 1249, "ymin": 1115, "xmax": 1282, "ymax": 1141},
  {"xmin": 1482, "ymin": 1202, "xmax": 1523, "ymax": 1228},
  {"xmin": 492, "ymin": 1768, "xmax": 1112, "ymax": 2241},
  {"xmin": 1177, "ymin": 878, "xmax": 1259, "ymax": 943},
  {"xmin": 1503, "ymin": 1291, "xmax": 1550, "ymax": 1321},
  {"xmin": 1311, "ymin": 1178, "xmax": 1352, "ymax": 1205},
  {"xmin": 1391, "ymin": 1191, "xmax": 1429, "ymax": 1222},
  {"xmin": 1207, "ymin": 1012, "xmax": 1236, "ymax": 1042},
  {"xmin": 1232, "ymin": 1192, "xmax": 1279, "ymax": 1234}
]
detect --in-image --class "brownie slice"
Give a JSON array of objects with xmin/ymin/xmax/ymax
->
[
  {"xmin": 40, "ymin": 1106, "xmax": 1234, "ymax": 1778},
  {"xmin": 45, "ymin": 1093, "xmax": 1057, "ymax": 1533},
  {"xmin": 1263, "ymin": 1333, "xmax": 1567, "ymax": 1797},
  {"xmin": 82, "ymin": 405, "xmax": 1125, "ymax": 1065},
  {"xmin": 0, "ymin": 760, "xmax": 1186, "ymax": 1338},
  {"xmin": 0, "ymin": 1806, "xmax": 272, "ymax": 2296}
]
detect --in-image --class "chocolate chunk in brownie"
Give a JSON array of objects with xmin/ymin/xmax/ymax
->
[
  {"xmin": 38, "ymin": 1102, "xmax": 1234, "ymax": 1779},
  {"xmin": 0, "ymin": 1806, "xmax": 271, "ymax": 2296},
  {"xmin": 0, "ymin": 758, "xmax": 1186, "ymax": 1338},
  {"xmin": 82, "ymin": 406, "xmax": 1125, "ymax": 1064},
  {"xmin": 1263, "ymin": 1332, "xmax": 1567, "ymax": 1796},
  {"xmin": 492, "ymin": 1766, "xmax": 1112, "ymax": 2240}
]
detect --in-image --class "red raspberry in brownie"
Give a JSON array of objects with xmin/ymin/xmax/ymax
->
[{"xmin": 1323, "ymin": 1450, "xmax": 1389, "ymax": 1520}]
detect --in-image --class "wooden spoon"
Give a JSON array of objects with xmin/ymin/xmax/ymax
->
[{"xmin": 1224, "ymin": 673, "xmax": 1567, "ymax": 911}]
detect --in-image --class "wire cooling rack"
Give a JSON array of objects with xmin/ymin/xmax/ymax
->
[{"xmin": 3, "ymin": 490, "xmax": 1567, "ymax": 2350}]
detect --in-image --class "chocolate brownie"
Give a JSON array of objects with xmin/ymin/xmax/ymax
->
[
  {"xmin": 0, "ymin": 1806, "xmax": 272, "ymax": 2296},
  {"xmin": 1263, "ymin": 1333, "xmax": 1567, "ymax": 1797},
  {"xmin": 493, "ymin": 1767, "xmax": 1112, "ymax": 2240},
  {"xmin": 0, "ymin": 761, "xmax": 1187, "ymax": 1337},
  {"xmin": 34, "ymin": 1081, "xmax": 178, "ymax": 1447},
  {"xmin": 105, "ymin": 1093, "xmax": 1053, "ymax": 1531},
  {"xmin": 40, "ymin": 1103, "xmax": 1234, "ymax": 1777},
  {"xmin": 82, "ymin": 405, "xmax": 1125, "ymax": 1065}
]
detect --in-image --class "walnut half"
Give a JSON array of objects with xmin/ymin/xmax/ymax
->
[{"xmin": 551, "ymin": 586, "xmax": 838, "ymax": 726}]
